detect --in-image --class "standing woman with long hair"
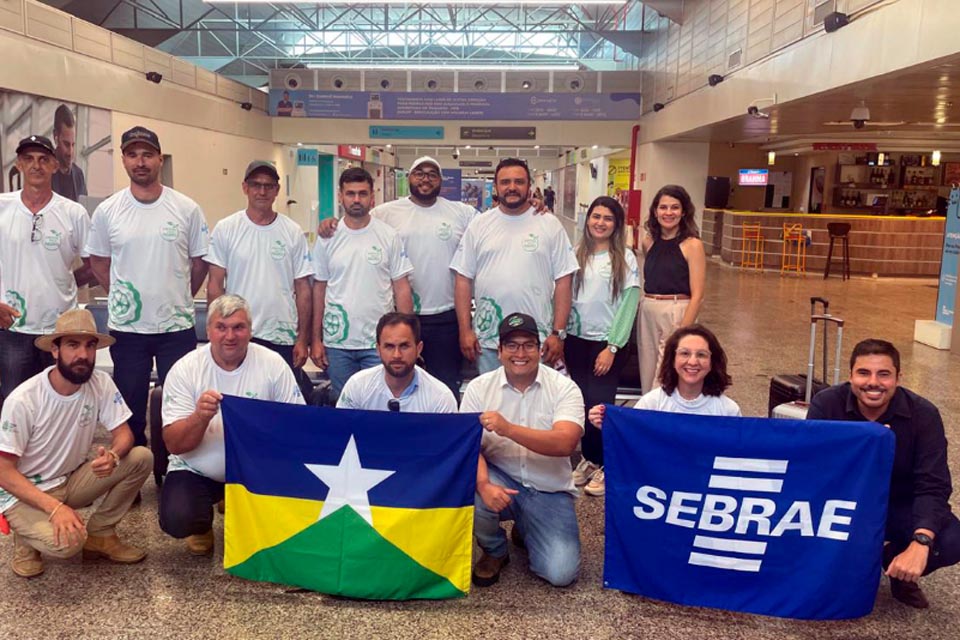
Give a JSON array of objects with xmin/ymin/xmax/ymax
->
[
  {"xmin": 566, "ymin": 196, "xmax": 640, "ymax": 497},
  {"xmin": 638, "ymin": 185, "xmax": 706, "ymax": 393}
]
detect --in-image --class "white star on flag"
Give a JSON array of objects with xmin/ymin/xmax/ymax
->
[{"xmin": 305, "ymin": 435, "xmax": 395, "ymax": 526}]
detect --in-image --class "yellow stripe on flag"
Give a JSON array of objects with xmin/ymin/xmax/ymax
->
[{"xmin": 223, "ymin": 484, "xmax": 323, "ymax": 568}]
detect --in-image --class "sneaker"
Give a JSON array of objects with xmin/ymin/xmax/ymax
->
[
  {"xmin": 572, "ymin": 458, "xmax": 599, "ymax": 486},
  {"xmin": 186, "ymin": 530, "xmax": 215, "ymax": 556},
  {"xmin": 584, "ymin": 468, "xmax": 605, "ymax": 497},
  {"xmin": 890, "ymin": 578, "xmax": 930, "ymax": 609},
  {"xmin": 472, "ymin": 552, "xmax": 509, "ymax": 587},
  {"xmin": 11, "ymin": 535, "xmax": 43, "ymax": 578},
  {"xmin": 82, "ymin": 533, "xmax": 147, "ymax": 564}
]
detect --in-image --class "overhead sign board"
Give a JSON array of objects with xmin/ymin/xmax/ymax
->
[
  {"xmin": 739, "ymin": 169, "xmax": 769, "ymax": 186},
  {"xmin": 297, "ymin": 148, "xmax": 319, "ymax": 166},
  {"xmin": 459, "ymin": 160, "xmax": 493, "ymax": 168},
  {"xmin": 337, "ymin": 144, "xmax": 365, "ymax": 160},
  {"xmin": 460, "ymin": 126, "xmax": 536, "ymax": 140},
  {"xmin": 812, "ymin": 143, "xmax": 878, "ymax": 151},
  {"xmin": 369, "ymin": 125, "xmax": 444, "ymax": 140}
]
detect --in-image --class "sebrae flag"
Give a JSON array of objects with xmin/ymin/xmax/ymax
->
[
  {"xmin": 603, "ymin": 406, "xmax": 895, "ymax": 620},
  {"xmin": 221, "ymin": 396, "xmax": 482, "ymax": 600}
]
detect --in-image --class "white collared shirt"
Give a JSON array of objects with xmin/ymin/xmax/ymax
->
[
  {"xmin": 460, "ymin": 365, "xmax": 584, "ymax": 495},
  {"xmin": 336, "ymin": 364, "xmax": 457, "ymax": 413}
]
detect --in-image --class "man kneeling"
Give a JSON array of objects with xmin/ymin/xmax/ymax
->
[
  {"xmin": 159, "ymin": 294, "xmax": 304, "ymax": 554},
  {"xmin": 0, "ymin": 309, "xmax": 152, "ymax": 577}
]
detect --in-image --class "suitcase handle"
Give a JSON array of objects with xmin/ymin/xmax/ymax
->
[{"xmin": 809, "ymin": 296, "xmax": 829, "ymax": 315}]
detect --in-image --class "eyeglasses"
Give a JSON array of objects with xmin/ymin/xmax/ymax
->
[
  {"xmin": 410, "ymin": 170, "xmax": 441, "ymax": 181},
  {"xmin": 676, "ymin": 349, "xmax": 711, "ymax": 362},
  {"xmin": 30, "ymin": 213, "xmax": 44, "ymax": 243},
  {"xmin": 246, "ymin": 180, "xmax": 280, "ymax": 192},
  {"xmin": 502, "ymin": 341, "xmax": 539, "ymax": 353}
]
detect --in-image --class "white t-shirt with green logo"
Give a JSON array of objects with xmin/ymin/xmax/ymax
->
[
  {"xmin": 450, "ymin": 207, "xmax": 579, "ymax": 349},
  {"xmin": 0, "ymin": 368, "xmax": 132, "ymax": 513},
  {"xmin": 0, "ymin": 191, "xmax": 89, "ymax": 334},
  {"xmin": 162, "ymin": 343, "xmax": 304, "ymax": 483},
  {"xmin": 371, "ymin": 197, "xmax": 476, "ymax": 315},
  {"xmin": 568, "ymin": 250, "xmax": 641, "ymax": 341},
  {"xmin": 205, "ymin": 210, "xmax": 313, "ymax": 345},
  {"xmin": 311, "ymin": 218, "xmax": 414, "ymax": 350},
  {"xmin": 85, "ymin": 187, "xmax": 209, "ymax": 334}
]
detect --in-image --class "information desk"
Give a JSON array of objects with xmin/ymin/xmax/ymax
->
[{"xmin": 701, "ymin": 210, "xmax": 945, "ymax": 277}]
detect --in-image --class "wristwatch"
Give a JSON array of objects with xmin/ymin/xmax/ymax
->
[
  {"xmin": 607, "ymin": 344, "xmax": 619, "ymax": 354},
  {"xmin": 912, "ymin": 532, "xmax": 934, "ymax": 547},
  {"xmin": 551, "ymin": 329, "xmax": 567, "ymax": 341}
]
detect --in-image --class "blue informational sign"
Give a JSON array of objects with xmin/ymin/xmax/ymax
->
[
  {"xmin": 440, "ymin": 170, "xmax": 462, "ymax": 201},
  {"xmin": 936, "ymin": 188, "xmax": 960, "ymax": 326},
  {"xmin": 271, "ymin": 90, "xmax": 641, "ymax": 121},
  {"xmin": 603, "ymin": 406, "xmax": 894, "ymax": 620},
  {"xmin": 369, "ymin": 125, "xmax": 445, "ymax": 140},
  {"xmin": 739, "ymin": 168, "xmax": 769, "ymax": 186},
  {"xmin": 297, "ymin": 148, "xmax": 319, "ymax": 166}
]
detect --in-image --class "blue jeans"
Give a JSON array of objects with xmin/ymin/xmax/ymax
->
[
  {"xmin": 325, "ymin": 347, "xmax": 380, "ymax": 400},
  {"xmin": 474, "ymin": 463, "xmax": 581, "ymax": 587},
  {"xmin": 476, "ymin": 348, "xmax": 501, "ymax": 375},
  {"xmin": 418, "ymin": 310, "xmax": 462, "ymax": 400},
  {"xmin": 0, "ymin": 329, "xmax": 53, "ymax": 404}
]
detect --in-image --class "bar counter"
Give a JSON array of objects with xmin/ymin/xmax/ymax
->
[{"xmin": 701, "ymin": 209, "xmax": 946, "ymax": 277}]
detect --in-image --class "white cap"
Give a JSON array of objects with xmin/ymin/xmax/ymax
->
[{"xmin": 409, "ymin": 156, "xmax": 443, "ymax": 177}]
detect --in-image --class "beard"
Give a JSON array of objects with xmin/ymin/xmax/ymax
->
[
  {"xmin": 384, "ymin": 360, "xmax": 415, "ymax": 380},
  {"xmin": 409, "ymin": 181, "xmax": 441, "ymax": 202},
  {"xmin": 57, "ymin": 356, "xmax": 94, "ymax": 385}
]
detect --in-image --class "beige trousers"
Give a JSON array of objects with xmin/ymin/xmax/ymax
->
[
  {"xmin": 5, "ymin": 446, "xmax": 153, "ymax": 557},
  {"xmin": 638, "ymin": 296, "xmax": 691, "ymax": 393}
]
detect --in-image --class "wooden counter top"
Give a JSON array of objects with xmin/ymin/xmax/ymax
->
[{"xmin": 713, "ymin": 209, "xmax": 941, "ymax": 221}]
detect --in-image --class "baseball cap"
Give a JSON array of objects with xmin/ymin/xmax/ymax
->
[
  {"xmin": 498, "ymin": 313, "xmax": 540, "ymax": 342},
  {"xmin": 15, "ymin": 135, "xmax": 55, "ymax": 156},
  {"xmin": 121, "ymin": 126, "xmax": 161, "ymax": 152},
  {"xmin": 409, "ymin": 156, "xmax": 443, "ymax": 177},
  {"xmin": 244, "ymin": 160, "xmax": 280, "ymax": 182}
]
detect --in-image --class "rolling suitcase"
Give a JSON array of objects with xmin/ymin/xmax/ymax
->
[{"xmin": 769, "ymin": 297, "xmax": 844, "ymax": 419}]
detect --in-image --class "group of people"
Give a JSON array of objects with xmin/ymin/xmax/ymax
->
[{"xmin": 0, "ymin": 126, "xmax": 956, "ymax": 612}]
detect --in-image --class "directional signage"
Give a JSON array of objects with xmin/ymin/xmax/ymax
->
[
  {"xmin": 369, "ymin": 125, "xmax": 444, "ymax": 140},
  {"xmin": 459, "ymin": 160, "xmax": 493, "ymax": 168},
  {"xmin": 460, "ymin": 126, "xmax": 536, "ymax": 140}
]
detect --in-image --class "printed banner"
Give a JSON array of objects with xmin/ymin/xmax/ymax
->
[
  {"xmin": 440, "ymin": 169, "xmax": 463, "ymax": 202},
  {"xmin": 271, "ymin": 89, "xmax": 641, "ymax": 121},
  {"xmin": 936, "ymin": 188, "xmax": 960, "ymax": 326},
  {"xmin": 222, "ymin": 396, "xmax": 482, "ymax": 600},
  {"xmin": 603, "ymin": 406, "xmax": 895, "ymax": 620}
]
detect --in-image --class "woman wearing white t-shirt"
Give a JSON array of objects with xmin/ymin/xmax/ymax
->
[
  {"xmin": 567, "ymin": 197, "xmax": 640, "ymax": 498},
  {"xmin": 588, "ymin": 324, "xmax": 741, "ymax": 432}
]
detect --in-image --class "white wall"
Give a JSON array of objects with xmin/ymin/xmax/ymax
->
[{"xmin": 635, "ymin": 142, "xmax": 711, "ymax": 228}]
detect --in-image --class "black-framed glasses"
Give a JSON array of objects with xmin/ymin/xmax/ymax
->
[
  {"xmin": 502, "ymin": 341, "xmax": 539, "ymax": 353},
  {"xmin": 30, "ymin": 214, "xmax": 44, "ymax": 243},
  {"xmin": 410, "ymin": 170, "xmax": 441, "ymax": 181},
  {"xmin": 245, "ymin": 180, "xmax": 280, "ymax": 192}
]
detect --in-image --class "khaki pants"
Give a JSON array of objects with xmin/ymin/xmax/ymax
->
[
  {"xmin": 638, "ymin": 296, "xmax": 691, "ymax": 394},
  {"xmin": 5, "ymin": 446, "xmax": 152, "ymax": 558}
]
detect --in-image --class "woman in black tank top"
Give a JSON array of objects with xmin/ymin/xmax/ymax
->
[{"xmin": 637, "ymin": 185, "xmax": 706, "ymax": 393}]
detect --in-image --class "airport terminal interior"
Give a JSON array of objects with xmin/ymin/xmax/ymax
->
[{"xmin": 3, "ymin": 0, "xmax": 960, "ymax": 637}]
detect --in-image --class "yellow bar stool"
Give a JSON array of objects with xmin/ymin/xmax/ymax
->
[
  {"xmin": 740, "ymin": 222, "xmax": 764, "ymax": 270},
  {"xmin": 780, "ymin": 223, "xmax": 806, "ymax": 275}
]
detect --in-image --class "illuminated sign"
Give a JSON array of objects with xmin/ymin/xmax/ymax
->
[{"xmin": 739, "ymin": 169, "xmax": 769, "ymax": 186}]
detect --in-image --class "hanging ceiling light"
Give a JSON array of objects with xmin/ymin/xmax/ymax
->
[{"xmin": 767, "ymin": 151, "xmax": 776, "ymax": 166}]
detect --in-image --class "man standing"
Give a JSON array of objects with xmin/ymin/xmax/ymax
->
[
  {"xmin": 452, "ymin": 158, "xmax": 578, "ymax": 374},
  {"xmin": 50, "ymin": 105, "xmax": 87, "ymax": 202},
  {"xmin": 460, "ymin": 313, "xmax": 584, "ymax": 587},
  {"xmin": 338, "ymin": 312, "xmax": 456, "ymax": 413},
  {"xmin": 205, "ymin": 161, "xmax": 312, "ymax": 376},
  {"xmin": 319, "ymin": 156, "xmax": 475, "ymax": 398},
  {"xmin": 310, "ymin": 167, "xmax": 414, "ymax": 399},
  {"xmin": 85, "ymin": 126, "xmax": 209, "ymax": 460},
  {"xmin": 544, "ymin": 185, "xmax": 556, "ymax": 212},
  {"xmin": 808, "ymin": 339, "xmax": 960, "ymax": 608},
  {"xmin": 0, "ymin": 309, "xmax": 152, "ymax": 577},
  {"xmin": 276, "ymin": 91, "xmax": 294, "ymax": 117},
  {"xmin": 0, "ymin": 135, "xmax": 91, "ymax": 403},
  {"xmin": 159, "ymin": 295, "xmax": 303, "ymax": 555}
]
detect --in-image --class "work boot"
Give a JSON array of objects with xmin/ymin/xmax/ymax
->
[
  {"xmin": 890, "ymin": 578, "xmax": 930, "ymax": 609},
  {"xmin": 472, "ymin": 552, "xmax": 509, "ymax": 587},
  {"xmin": 82, "ymin": 533, "xmax": 147, "ymax": 564},
  {"xmin": 217, "ymin": 499, "xmax": 225, "ymax": 515},
  {"xmin": 11, "ymin": 535, "xmax": 43, "ymax": 578},
  {"xmin": 186, "ymin": 530, "xmax": 214, "ymax": 556}
]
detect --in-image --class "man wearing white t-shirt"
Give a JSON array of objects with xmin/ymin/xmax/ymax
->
[
  {"xmin": 310, "ymin": 167, "xmax": 414, "ymax": 399},
  {"xmin": 206, "ymin": 160, "xmax": 313, "ymax": 378},
  {"xmin": 338, "ymin": 312, "xmax": 456, "ymax": 413},
  {"xmin": 452, "ymin": 158, "xmax": 579, "ymax": 374},
  {"xmin": 159, "ymin": 295, "xmax": 303, "ymax": 555},
  {"xmin": 86, "ymin": 126, "xmax": 209, "ymax": 465},
  {"xmin": 0, "ymin": 309, "xmax": 152, "ymax": 578},
  {"xmin": 461, "ymin": 313, "xmax": 584, "ymax": 588},
  {"xmin": 0, "ymin": 135, "xmax": 93, "ymax": 404}
]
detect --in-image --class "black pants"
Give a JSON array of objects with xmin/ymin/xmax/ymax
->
[
  {"xmin": 0, "ymin": 329, "xmax": 53, "ymax": 405},
  {"xmin": 886, "ymin": 503, "xmax": 960, "ymax": 576},
  {"xmin": 417, "ymin": 309, "xmax": 462, "ymax": 401},
  {"xmin": 565, "ymin": 334, "xmax": 628, "ymax": 466},
  {"xmin": 158, "ymin": 470, "xmax": 225, "ymax": 538},
  {"xmin": 251, "ymin": 338, "xmax": 314, "ymax": 399}
]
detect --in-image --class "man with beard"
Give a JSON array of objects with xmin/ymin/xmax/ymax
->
[
  {"xmin": 159, "ymin": 294, "xmax": 303, "ymax": 555},
  {"xmin": 50, "ymin": 105, "xmax": 87, "ymax": 202},
  {"xmin": 337, "ymin": 312, "xmax": 456, "ymax": 413},
  {"xmin": 452, "ymin": 158, "xmax": 578, "ymax": 374},
  {"xmin": 318, "ymin": 157, "xmax": 475, "ymax": 399},
  {"xmin": 0, "ymin": 135, "xmax": 92, "ymax": 404},
  {"xmin": 808, "ymin": 339, "xmax": 960, "ymax": 609},
  {"xmin": 310, "ymin": 167, "xmax": 413, "ymax": 400},
  {"xmin": 86, "ymin": 126, "xmax": 209, "ymax": 480},
  {"xmin": 0, "ymin": 309, "xmax": 152, "ymax": 577}
]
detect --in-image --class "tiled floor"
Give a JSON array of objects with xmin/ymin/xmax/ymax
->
[{"xmin": 2, "ymin": 259, "xmax": 959, "ymax": 639}]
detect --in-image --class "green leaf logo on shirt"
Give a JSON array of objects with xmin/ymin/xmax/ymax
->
[
  {"xmin": 160, "ymin": 221, "xmax": 181, "ymax": 242},
  {"xmin": 323, "ymin": 302, "xmax": 350, "ymax": 345},
  {"xmin": 366, "ymin": 246, "xmax": 384, "ymax": 266},
  {"xmin": 598, "ymin": 261, "xmax": 613, "ymax": 279},
  {"xmin": 0, "ymin": 420, "xmax": 16, "ymax": 433},
  {"xmin": 158, "ymin": 305, "xmax": 194, "ymax": 333},
  {"xmin": 436, "ymin": 222, "xmax": 453, "ymax": 241},
  {"xmin": 412, "ymin": 290, "xmax": 422, "ymax": 314},
  {"xmin": 79, "ymin": 404, "xmax": 95, "ymax": 429},
  {"xmin": 521, "ymin": 233, "xmax": 539, "ymax": 253},
  {"xmin": 270, "ymin": 240, "xmax": 287, "ymax": 261},
  {"xmin": 42, "ymin": 229, "xmax": 63, "ymax": 251},
  {"xmin": 474, "ymin": 296, "xmax": 503, "ymax": 340},
  {"xmin": 108, "ymin": 281, "xmax": 143, "ymax": 326},
  {"xmin": 567, "ymin": 308, "xmax": 582, "ymax": 336},
  {"xmin": 4, "ymin": 290, "xmax": 26, "ymax": 329}
]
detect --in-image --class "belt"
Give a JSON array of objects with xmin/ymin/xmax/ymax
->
[{"xmin": 644, "ymin": 294, "xmax": 691, "ymax": 301}]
